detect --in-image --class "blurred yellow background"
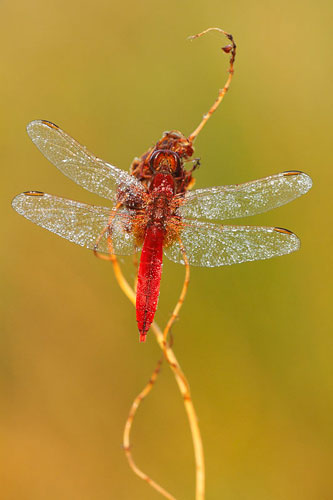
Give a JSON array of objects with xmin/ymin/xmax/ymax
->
[{"xmin": 1, "ymin": 0, "xmax": 332, "ymax": 499}]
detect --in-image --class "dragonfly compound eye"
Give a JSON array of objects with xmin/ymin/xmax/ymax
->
[{"xmin": 150, "ymin": 150, "xmax": 180, "ymax": 175}]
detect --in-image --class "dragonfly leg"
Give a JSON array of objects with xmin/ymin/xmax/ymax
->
[
  {"xmin": 189, "ymin": 157, "xmax": 201, "ymax": 173},
  {"xmin": 188, "ymin": 27, "xmax": 237, "ymax": 143}
]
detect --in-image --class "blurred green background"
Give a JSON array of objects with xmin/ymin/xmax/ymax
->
[{"xmin": 1, "ymin": 0, "xmax": 332, "ymax": 499}]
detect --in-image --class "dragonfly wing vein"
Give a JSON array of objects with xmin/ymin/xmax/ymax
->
[
  {"xmin": 12, "ymin": 192, "xmax": 139, "ymax": 255},
  {"xmin": 178, "ymin": 171, "xmax": 312, "ymax": 220},
  {"xmin": 164, "ymin": 220, "xmax": 300, "ymax": 266},
  {"xmin": 27, "ymin": 120, "xmax": 145, "ymax": 202}
]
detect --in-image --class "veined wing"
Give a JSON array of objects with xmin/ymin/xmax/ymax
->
[
  {"xmin": 177, "ymin": 171, "xmax": 312, "ymax": 220},
  {"xmin": 12, "ymin": 192, "xmax": 140, "ymax": 255},
  {"xmin": 164, "ymin": 219, "xmax": 300, "ymax": 266},
  {"xmin": 27, "ymin": 120, "xmax": 145, "ymax": 201}
]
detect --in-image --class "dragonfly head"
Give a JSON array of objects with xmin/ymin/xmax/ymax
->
[
  {"xmin": 130, "ymin": 130, "xmax": 195, "ymax": 194},
  {"xmin": 149, "ymin": 149, "xmax": 181, "ymax": 176}
]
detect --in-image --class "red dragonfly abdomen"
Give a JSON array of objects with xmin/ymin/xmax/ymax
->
[
  {"xmin": 135, "ymin": 166, "xmax": 176, "ymax": 342},
  {"xmin": 136, "ymin": 225, "xmax": 164, "ymax": 342}
]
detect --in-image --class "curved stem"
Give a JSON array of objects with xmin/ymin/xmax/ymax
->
[
  {"xmin": 123, "ymin": 358, "xmax": 176, "ymax": 500},
  {"xmin": 188, "ymin": 27, "xmax": 237, "ymax": 143},
  {"xmin": 110, "ymin": 254, "xmax": 205, "ymax": 499},
  {"xmin": 153, "ymin": 322, "xmax": 205, "ymax": 500},
  {"xmin": 163, "ymin": 239, "xmax": 190, "ymax": 342}
]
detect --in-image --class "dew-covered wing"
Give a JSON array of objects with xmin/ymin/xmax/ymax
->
[
  {"xmin": 27, "ymin": 120, "xmax": 145, "ymax": 201},
  {"xmin": 177, "ymin": 171, "xmax": 312, "ymax": 220},
  {"xmin": 12, "ymin": 192, "xmax": 140, "ymax": 255},
  {"xmin": 164, "ymin": 220, "xmax": 300, "ymax": 266}
]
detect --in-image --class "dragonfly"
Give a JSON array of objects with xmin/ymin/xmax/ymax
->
[
  {"xmin": 12, "ymin": 30, "xmax": 312, "ymax": 342},
  {"xmin": 12, "ymin": 119, "xmax": 312, "ymax": 341}
]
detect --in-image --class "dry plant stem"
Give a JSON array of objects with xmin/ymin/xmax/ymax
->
[
  {"xmin": 188, "ymin": 27, "xmax": 236, "ymax": 143},
  {"xmin": 163, "ymin": 239, "xmax": 190, "ymax": 342},
  {"xmin": 123, "ymin": 358, "xmax": 176, "ymax": 500},
  {"xmin": 93, "ymin": 26, "xmax": 235, "ymax": 498},
  {"xmin": 109, "ymin": 252, "xmax": 205, "ymax": 499},
  {"xmin": 122, "ymin": 357, "xmax": 176, "ymax": 499},
  {"xmin": 123, "ymin": 245, "xmax": 191, "ymax": 499},
  {"xmin": 132, "ymin": 253, "xmax": 139, "ymax": 293}
]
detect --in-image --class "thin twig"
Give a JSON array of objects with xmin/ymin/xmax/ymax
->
[
  {"xmin": 163, "ymin": 238, "xmax": 190, "ymax": 342},
  {"xmin": 188, "ymin": 27, "xmax": 236, "ymax": 143},
  {"xmin": 123, "ymin": 244, "xmax": 191, "ymax": 499},
  {"xmin": 123, "ymin": 358, "xmax": 176, "ymax": 500},
  {"xmin": 110, "ymin": 253, "xmax": 205, "ymax": 499}
]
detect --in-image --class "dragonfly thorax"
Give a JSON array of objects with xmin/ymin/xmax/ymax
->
[
  {"xmin": 145, "ymin": 172, "xmax": 175, "ymax": 228},
  {"xmin": 149, "ymin": 171, "xmax": 175, "ymax": 195}
]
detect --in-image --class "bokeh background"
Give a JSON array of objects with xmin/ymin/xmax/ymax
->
[{"xmin": 1, "ymin": 0, "xmax": 332, "ymax": 499}]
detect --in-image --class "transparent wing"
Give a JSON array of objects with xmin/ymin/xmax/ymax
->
[
  {"xmin": 12, "ymin": 192, "xmax": 140, "ymax": 255},
  {"xmin": 27, "ymin": 120, "xmax": 145, "ymax": 201},
  {"xmin": 177, "ymin": 171, "xmax": 312, "ymax": 220},
  {"xmin": 164, "ymin": 220, "xmax": 300, "ymax": 266}
]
